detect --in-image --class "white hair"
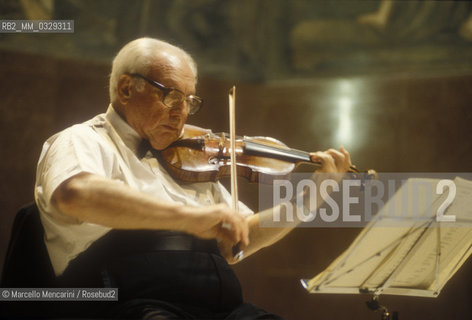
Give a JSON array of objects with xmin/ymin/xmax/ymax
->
[{"xmin": 109, "ymin": 37, "xmax": 197, "ymax": 103}]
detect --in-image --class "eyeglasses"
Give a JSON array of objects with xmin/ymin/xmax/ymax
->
[{"xmin": 129, "ymin": 73, "xmax": 203, "ymax": 115}]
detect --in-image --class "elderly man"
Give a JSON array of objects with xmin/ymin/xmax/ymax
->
[{"xmin": 35, "ymin": 37, "xmax": 351, "ymax": 319}]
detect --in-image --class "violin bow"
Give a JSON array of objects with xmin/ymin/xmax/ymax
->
[
  {"xmin": 228, "ymin": 86, "xmax": 244, "ymax": 260},
  {"xmin": 229, "ymin": 86, "xmax": 239, "ymax": 212}
]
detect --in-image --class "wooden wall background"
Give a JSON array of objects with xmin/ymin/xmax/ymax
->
[
  {"xmin": 1, "ymin": 49, "xmax": 472, "ymax": 320},
  {"xmin": 1, "ymin": 1, "xmax": 472, "ymax": 319}
]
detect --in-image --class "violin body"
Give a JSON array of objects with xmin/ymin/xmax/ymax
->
[
  {"xmin": 157, "ymin": 125, "xmax": 375, "ymax": 184},
  {"xmin": 158, "ymin": 125, "xmax": 301, "ymax": 184}
]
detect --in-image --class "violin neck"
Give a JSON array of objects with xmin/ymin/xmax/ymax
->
[{"xmin": 244, "ymin": 140, "xmax": 315, "ymax": 165}]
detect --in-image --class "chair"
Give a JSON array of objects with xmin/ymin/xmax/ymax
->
[
  {"xmin": 1, "ymin": 203, "xmax": 123, "ymax": 319},
  {"xmin": 0, "ymin": 203, "xmax": 59, "ymax": 319},
  {"xmin": 1, "ymin": 202, "xmax": 55, "ymax": 288}
]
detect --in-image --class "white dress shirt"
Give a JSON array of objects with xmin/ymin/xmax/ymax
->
[{"xmin": 35, "ymin": 105, "xmax": 252, "ymax": 276}]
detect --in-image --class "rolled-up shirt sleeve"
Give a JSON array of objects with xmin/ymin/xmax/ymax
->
[
  {"xmin": 35, "ymin": 124, "xmax": 117, "ymax": 221},
  {"xmin": 34, "ymin": 123, "xmax": 119, "ymax": 275}
]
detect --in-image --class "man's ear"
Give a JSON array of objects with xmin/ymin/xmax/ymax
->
[{"xmin": 117, "ymin": 74, "xmax": 133, "ymax": 104}]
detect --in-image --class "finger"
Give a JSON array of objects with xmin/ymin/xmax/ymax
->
[
  {"xmin": 215, "ymin": 202, "xmax": 250, "ymax": 247},
  {"xmin": 224, "ymin": 212, "xmax": 246, "ymax": 244},
  {"xmin": 219, "ymin": 239, "xmax": 243, "ymax": 264},
  {"xmin": 340, "ymin": 146, "xmax": 352, "ymax": 166},
  {"xmin": 326, "ymin": 148, "xmax": 344, "ymax": 163},
  {"xmin": 331, "ymin": 147, "xmax": 353, "ymax": 172},
  {"xmin": 326, "ymin": 148, "xmax": 347, "ymax": 171},
  {"xmin": 239, "ymin": 216, "xmax": 250, "ymax": 248},
  {"xmin": 310, "ymin": 151, "xmax": 333, "ymax": 166},
  {"xmin": 310, "ymin": 151, "xmax": 336, "ymax": 172},
  {"xmin": 231, "ymin": 214, "xmax": 243, "ymax": 245},
  {"xmin": 309, "ymin": 151, "xmax": 323, "ymax": 164},
  {"xmin": 217, "ymin": 239, "xmax": 238, "ymax": 264},
  {"xmin": 218, "ymin": 225, "xmax": 240, "ymax": 244},
  {"xmin": 218, "ymin": 222, "xmax": 237, "ymax": 244},
  {"xmin": 226, "ymin": 213, "xmax": 249, "ymax": 249},
  {"xmin": 232, "ymin": 211, "xmax": 250, "ymax": 244}
]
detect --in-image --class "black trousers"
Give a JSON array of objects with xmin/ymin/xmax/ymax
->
[
  {"xmin": 117, "ymin": 300, "xmax": 285, "ymax": 320},
  {"xmin": 55, "ymin": 230, "xmax": 284, "ymax": 320}
]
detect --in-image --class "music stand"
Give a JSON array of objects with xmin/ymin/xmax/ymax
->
[{"xmin": 301, "ymin": 177, "xmax": 472, "ymax": 319}]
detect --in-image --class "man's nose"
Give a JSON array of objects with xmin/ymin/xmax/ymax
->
[
  {"xmin": 168, "ymin": 102, "xmax": 188, "ymax": 123},
  {"xmin": 169, "ymin": 100, "xmax": 189, "ymax": 115}
]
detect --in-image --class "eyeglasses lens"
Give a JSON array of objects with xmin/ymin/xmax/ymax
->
[
  {"xmin": 164, "ymin": 90, "xmax": 184, "ymax": 108},
  {"xmin": 164, "ymin": 90, "xmax": 201, "ymax": 115}
]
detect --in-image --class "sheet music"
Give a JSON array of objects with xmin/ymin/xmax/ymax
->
[
  {"xmin": 303, "ymin": 177, "xmax": 472, "ymax": 297},
  {"xmin": 389, "ymin": 177, "xmax": 472, "ymax": 291}
]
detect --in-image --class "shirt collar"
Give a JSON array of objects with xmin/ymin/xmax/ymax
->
[{"xmin": 105, "ymin": 104, "xmax": 143, "ymax": 155}]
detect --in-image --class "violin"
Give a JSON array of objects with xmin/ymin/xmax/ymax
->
[
  {"xmin": 157, "ymin": 124, "xmax": 376, "ymax": 184},
  {"xmin": 157, "ymin": 88, "xmax": 375, "ymax": 260}
]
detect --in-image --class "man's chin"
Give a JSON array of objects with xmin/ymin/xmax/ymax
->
[{"xmin": 149, "ymin": 132, "xmax": 179, "ymax": 150}]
